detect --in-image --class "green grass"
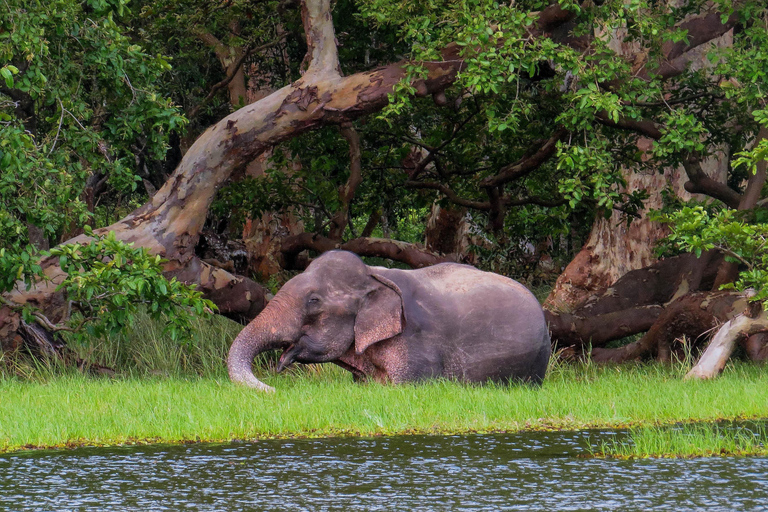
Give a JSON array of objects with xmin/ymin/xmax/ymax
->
[
  {"xmin": 595, "ymin": 423, "xmax": 768, "ymax": 458},
  {"xmin": 1, "ymin": 313, "xmax": 767, "ymax": 455},
  {"xmin": 0, "ymin": 362, "xmax": 767, "ymax": 453}
]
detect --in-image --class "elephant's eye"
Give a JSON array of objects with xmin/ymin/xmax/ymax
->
[{"xmin": 307, "ymin": 297, "xmax": 321, "ymax": 306}]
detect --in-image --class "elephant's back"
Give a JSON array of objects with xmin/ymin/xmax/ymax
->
[
  {"xmin": 397, "ymin": 263, "xmax": 550, "ymax": 383},
  {"xmin": 414, "ymin": 263, "xmax": 539, "ymax": 305}
]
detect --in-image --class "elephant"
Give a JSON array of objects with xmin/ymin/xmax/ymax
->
[{"xmin": 227, "ymin": 250, "xmax": 551, "ymax": 392}]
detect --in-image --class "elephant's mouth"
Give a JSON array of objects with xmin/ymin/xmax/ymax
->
[{"xmin": 276, "ymin": 343, "xmax": 299, "ymax": 373}]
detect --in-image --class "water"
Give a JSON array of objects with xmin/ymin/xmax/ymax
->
[{"xmin": 1, "ymin": 431, "xmax": 767, "ymax": 511}]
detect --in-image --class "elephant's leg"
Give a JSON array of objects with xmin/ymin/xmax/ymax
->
[
  {"xmin": 335, "ymin": 349, "xmax": 377, "ymax": 382},
  {"xmin": 365, "ymin": 336, "xmax": 423, "ymax": 384},
  {"xmin": 332, "ymin": 359, "xmax": 368, "ymax": 382}
]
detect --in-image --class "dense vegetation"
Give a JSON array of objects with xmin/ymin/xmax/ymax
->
[{"xmin": 1, "ymin": 0, "xmax": 768, "ymax": 376}]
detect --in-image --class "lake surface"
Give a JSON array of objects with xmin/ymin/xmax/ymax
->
[{"xmin": 1, "ymin": 431, "xmax": 767, "ymax": 511}]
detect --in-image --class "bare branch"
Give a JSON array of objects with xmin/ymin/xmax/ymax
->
[
  {"xmin": 682, "ymin": 153, "xmax": 741, "ymax": 208},
  {"xmin": 480, "ymin": 128, "xmax": 566, "ymax": 188},
  {"xmin": 281, "ymin": 233, "xmax": 452, "ymax": 269},
  {"xmin": 405, "ymin": 180, "xmax": 492, "ymax": 210},
  {"xmin": 595, "ymin": 111, "xmax": 663, "ymax": 140},
  {"xmin": 187, "ymin": 34, "xmax": 288, "ymax": 119},
  {"xmin": 301, "ymin": 0, "xmax": 341, "ymax": 78},
  {"xmin": 328, "ymin": 123, "xmax": 363, "ymax": 240}
]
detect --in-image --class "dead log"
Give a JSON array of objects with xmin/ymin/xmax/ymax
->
[
  {"xmin": 546, "ymin": 251, "xmax": 722, "ymax": 349},
  {"xmin": 686, "ymin": 303, "xmax": 768, "ymax": 380},
  {"xmin": 590, "ymin": 291, "xmax": 744, "ymax": 363}
]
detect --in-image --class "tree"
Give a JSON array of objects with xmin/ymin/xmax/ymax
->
[{"xmin": 1, "ymin": 0, "xmax": 767, "ymax": 373}]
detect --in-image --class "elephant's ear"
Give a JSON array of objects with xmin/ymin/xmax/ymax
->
[{"xmin": 354, "ymin": 273, "xmax": 404, "ymax": 354}]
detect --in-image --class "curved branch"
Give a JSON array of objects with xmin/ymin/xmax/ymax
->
[
  {"xmin": 405, "ymin": 181, "xmax": 491, "ymax": 210},
  {"xmin": 546, "ymin": 305, "xmax": 665, "ymax": 348},
  {"xmin": 682, "ymin": 153, "xmax": 741, "ymax": 208},
  {"xmin": 281, "ymin": 233, "xmax": 452, "ymax": 269},
  {"xmin": 328, "ymin": 123, "xmax": 363, "ymax": 240},
  {"xmin": 480, "ymin": 128, "xmax": 566, "ymax": 188},
  {"xmin": 595, "ymin": 111, "xmax": 663, "ymax": 140},
  {"xmin": 187, "ymin": 34, "xmax": 288, "ymax": 119}
]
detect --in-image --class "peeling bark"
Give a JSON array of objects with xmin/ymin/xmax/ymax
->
[
  {"xmin": 547, "ymin": 16, "xmax": 737, "ymax": 310},
  {"xmin": 0, "ymin": 0, "xmax": 462, "ymax": 345},
  {"xmin": 0, "ymin": 0, "xmax": 751, "ymax": 357},
  {"xmin": 685, "ymin": 310, "xmax": 768, "ymax": 380}
]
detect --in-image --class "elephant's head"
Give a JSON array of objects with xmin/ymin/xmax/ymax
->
[{"xmin": 227, "ymin": 251, "xmax": 404, "ymax": 391}]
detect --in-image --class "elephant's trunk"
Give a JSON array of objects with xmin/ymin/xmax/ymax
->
[{"xmin": 227, "ymin": 296, "xmax": 301, "ymax": 392}]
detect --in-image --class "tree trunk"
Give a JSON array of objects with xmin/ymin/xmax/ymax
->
[
  {"xmin": 545, "ymin": 147, "xmax": 728, "ymax": 310},
  {"xmin": 0, "ymin": 0, "xmax": 744, "ymax": 360},
  {"xmin": 686, "ymin": 310, "xmax": 768, "ymax": 379},
  {"xmin": 545, "ymin": 26, "xmax": 734, "ymax": 311},
  {"xmin": 424, "ymin": 203, "xmax": 479, "ymax": 263}
]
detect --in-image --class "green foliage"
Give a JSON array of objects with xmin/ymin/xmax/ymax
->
[
  {"xmin": 0, "ymin": 246, "xmax": 43, "ymax": 295},
  {"xmin": 48, "ymin": 228, "xmax": 216, "ymax": 342},
  {"xmin": 0, "ymin": 126, "xmax": 91, "ymax": 252},
  {"xmin": 556, "ymin": 140, "xmax": 624, "ymax": 210},
  {"xmin": 660, "ymin": 206, "xmax": 768, "ymax": 307},
  {"xmin": 0, "ymin": 0, "xmax": 186, "ymax": 249},
  {"xmin": 3, "ymin": 0, "xmax": 768, "ymax": 352},
  {"xmin": 347, "ymin": 0, "xmax": 768, "ymax": 280},
  {"xmin": 653, "ymin": 110, "xmax": 707, "ymax": 162},
  {"xmin": 0, "ymin": 0, "xmax": 208, "ymax": 345}
]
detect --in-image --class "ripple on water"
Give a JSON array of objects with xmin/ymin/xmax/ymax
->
[{"xmin": 0, "ymin": 432, "xmax": 767, "ymax": 511}]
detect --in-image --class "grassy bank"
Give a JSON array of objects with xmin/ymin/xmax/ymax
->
[
  {"xmin": 1, "ymin": 314, "xmax": 766, "ymax": 456},
  {"xmin": 1, "ymin": 362, "xmax": 767, "ymax": 453},
  {"xmin": 595, "ymin": 423, "xmax": 768, "ymax": 458}
]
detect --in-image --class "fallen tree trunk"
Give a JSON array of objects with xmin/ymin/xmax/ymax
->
[
  {"xmin": 686, "ymin": 305, "xmax": 768, "ymax": 380},
  {"xmin": 589, "ymin": 291, "xmax": 745, "ymax": 363},
  {"xmin": 546, "ymin": 251, "xmax": 722, "ymax": 349}
]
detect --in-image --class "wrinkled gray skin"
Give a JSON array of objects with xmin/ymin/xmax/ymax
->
[{"xmin": 227, "ymin": 250, "xmax": 550, "ymax": 392}]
